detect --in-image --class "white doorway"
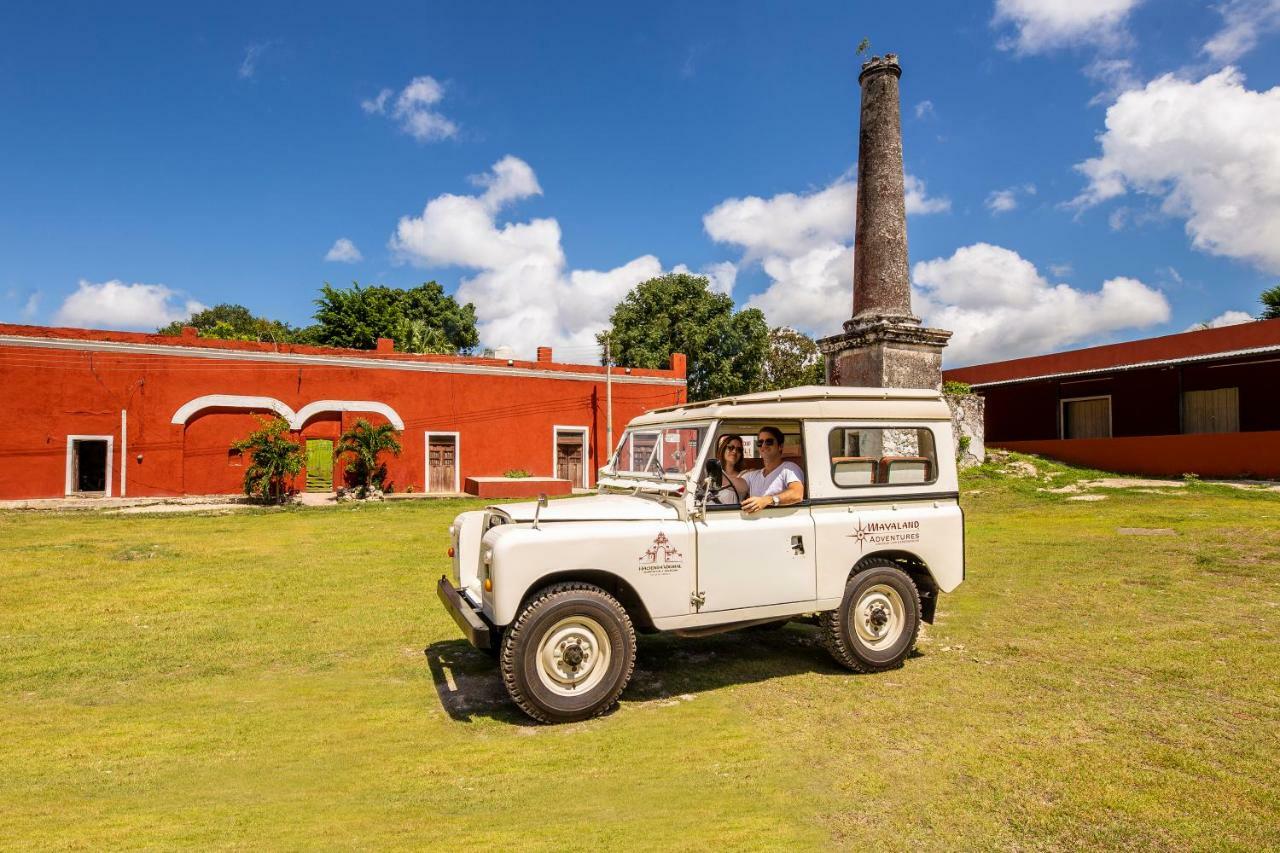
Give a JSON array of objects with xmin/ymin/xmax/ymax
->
[
  {"xmin": 65, "ymin": 435, "xmax": 114, "ymax": 496},
  {"xmin": 552, "ymin": 426, "xmax": 590, "ymax": 488},
  {"xmin": 425, "ymin": 432, "xmax": 460, "ymax": 493}
]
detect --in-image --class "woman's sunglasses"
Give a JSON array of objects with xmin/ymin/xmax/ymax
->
[{"xmin": 724, "ymin": 444, "xmax": 743, "ymax": 452}]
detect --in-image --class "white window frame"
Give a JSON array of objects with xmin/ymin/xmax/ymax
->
[
  {"xmin": 1058, "ymin": 395, "xmax": 1113, "ymax": 440},
  {"xmin": 424, "ymin": 431, "xmax": 461, "ymax": 493},
  {"xmin": 552, "ymin": 425, "xmax": 591, "ymax": 488},
  {"xmin": 65, "ymin": 435, "xmax": 114, "ymax": 497}
]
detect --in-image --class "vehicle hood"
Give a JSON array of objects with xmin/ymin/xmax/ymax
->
[{"xmin": 490, "ymin": 493, "xmax": 678, "ymax": 522}]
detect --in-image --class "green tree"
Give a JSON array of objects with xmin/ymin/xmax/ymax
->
[
  {"xmin": 599, "ymin": 273, "xmax": 769, "ymax": 401},
  {"xmin": 336, "ymin": 418, "xmax": 403, "ymax": 493},
  {"xmin": 757, "ymin": 326, "xmax": 824, "ymax": 391},
  {"xmin": 309, "ymin": 281, "xmax": 479, "ymax": 353},
  {"xmin": 1260, "ymin": 285, "xmax": 1280, "ymax": 320},
  {"xmin": 231, "ymin": 416, "xmax": 304, "ymax": 502},
  {"xmin": 158, "ymin": 304, "xmax": 301, "ymax": 342}
]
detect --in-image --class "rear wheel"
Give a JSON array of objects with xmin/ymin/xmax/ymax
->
[
  {"xmin": 500, "ymin": 583, "xmax": 636, "ymax": 723},
  {"xmin": 821, "ymin": 560, "xmax": 920, "ymax": 673}
]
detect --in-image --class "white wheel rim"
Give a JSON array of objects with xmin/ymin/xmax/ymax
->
[
  {"xmin": 534, "ymin": 615, "xmax": 613, "ymax": 697},
  {"xmin": 853, "ymin": 584, "xmax": 905, "ymax": 651}
]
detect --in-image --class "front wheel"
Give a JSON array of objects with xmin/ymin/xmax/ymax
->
[
  {"xmin": 820, "ymin": 560, "xmax": 921, "ymax": 673},
  {"xmin": 500, "ymin": 583, "xmax": 636, "ymax": 723}
]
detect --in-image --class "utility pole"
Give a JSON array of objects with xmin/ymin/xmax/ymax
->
[{"xmin": 604, "ymin": 333, "xmax": 614, "ymax": 458}]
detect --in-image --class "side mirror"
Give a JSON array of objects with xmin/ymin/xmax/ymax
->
[
  {"xmin": 704, "ymin": 458, "xmax": 723, "ymax": 481},
  {"xmin": 533, "ymin": 492, "xmax": 548, "ymax": 530}
]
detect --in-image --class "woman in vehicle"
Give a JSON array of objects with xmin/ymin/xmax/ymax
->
[
  {"xmin": 741, "ymin": 426, "xmax": 804, "ymax": 513},
  {"xmin": 707, "ymin": 433, "xmax": 748, "ymax": 505}
]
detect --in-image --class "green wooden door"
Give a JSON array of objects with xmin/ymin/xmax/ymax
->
[{"xmin": 305, "ymin": 439, "xmax": 334, "ymax": 492}]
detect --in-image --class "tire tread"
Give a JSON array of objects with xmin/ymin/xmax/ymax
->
[{"xmin": 500, "ymin": 582, "xmax": 636, "ymax": 724}]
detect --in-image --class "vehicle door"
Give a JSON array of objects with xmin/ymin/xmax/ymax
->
[{"xmin": 694, "ymin": 423, "xmax": 816, "ymax": 613}]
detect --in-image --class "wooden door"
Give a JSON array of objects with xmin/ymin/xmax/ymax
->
[
  {"xmin": 1062, "ymin": 398, "xmax": 1111, "ymax": 439},
  {"xmin": 428, "ymin": 436, "xmax": 457, "ymax": 492},
  {"xmin": 305, "ymin": 439, "xmax": 334, "ymax": 492},
  {"xmin": 555, "ymin": 431, "xmax": 584, "ymax": 486},
  {"xmin": 1183, "ymin": 388, "xmax": 1239, "ymax": 434}
]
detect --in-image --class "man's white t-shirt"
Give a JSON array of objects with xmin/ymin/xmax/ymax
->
[{"xmin": 744, "ymin": 461, "xmax": 804, "ymax": 498}]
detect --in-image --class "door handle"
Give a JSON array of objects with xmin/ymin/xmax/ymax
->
[{"xmin": 791, "ymin": 535, "xmax": 805, "ymax": 555}]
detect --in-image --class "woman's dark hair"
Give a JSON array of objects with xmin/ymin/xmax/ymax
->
[
  {"xmin": 758, "ymin": 426, "xmax": 784, "ymax": 447},
  {"xmin": 716, "ymin": 434, "xmax": 743, "ymax": 467}
]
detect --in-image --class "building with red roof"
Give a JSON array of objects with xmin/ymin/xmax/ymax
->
[
  {"xmin": 942, "ymin": 319, "xmax": 1280, "ymax": 479},
  {"xmin": 0, "ymin": 323, "xmax": 685, "ymax": 500}
]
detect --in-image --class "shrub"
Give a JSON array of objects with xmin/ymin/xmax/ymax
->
[
  {"xmin": 943, "ymin": 380, "xmax": 972, "ymax": 396},
  {"xmin": 957, "ymin": 434, "xmax": 972, "ymax": 460},
  {"xmin": 231, "ymin": 416, "xmax": 304, "ymax": 502},
  {"xmin": 504, "ymin": 469, "xmax": 531, "ymax": 479},
  {"xmin": 337, "ymin": 419, "xmax": 403, "ymax": 494}
]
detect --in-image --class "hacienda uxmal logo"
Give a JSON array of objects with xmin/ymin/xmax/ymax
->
[
  {"xmin": 638, "ymin": 532, "xmax": 683, "ymax": 575},
  {"xmin": 849, "ymin": 518, "xmax": 921, "ymax": 551}
]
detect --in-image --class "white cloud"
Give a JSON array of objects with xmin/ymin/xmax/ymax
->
[
  {"xmin": 388, "ymin": 156, "xmax": 667, "ymax": 358},
  {"xmin": 362, "ymin": 75, "xmax": 458, "ymax": 142},
  {"xmin": 324, "ymin": 238, "xmax": 363, "ymax": 263},
  {"xmin": 21, "ymin": 291, "xmax": 40, "ymax": 320},
  {"xmin": 54, "ymin": 280, "xmax": 205, "ymax": 331},
  {"xmin": 704, "ymin": 173, "xmax": 948, "ymax": 333},
  {"xmin": 1186, "ymin": 310, "xmax": 1256, "ymax": 331},
  {"xmin": 1203, "ymin": 0, "xmax": 1280, "ymax": 63},
  {"xmin": 912, "ymin": 243, "xmax": 1169, "ymax": 365},
  {"xmin": 1073, "ymin": 67, "xmax": 1280, "ymax": 273},
  {"xmin": 238, "ymin": 42, "xmax": 271, "ymax": 79},
  {"xmin": 915, "ymin": 99, "xmax": 935, "ymax": 119},
  {"xmin": 987, "ymin": 188, "xmax": 1019, "ymax": 213},
  {"xmin": 993, "ymin": 0, "xmax": 1142, "ymax": 53},
  {"xmin": 1085, "ymin": 57, "xmax": 1141, "ymax": 105}
]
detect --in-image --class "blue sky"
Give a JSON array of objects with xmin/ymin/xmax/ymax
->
[{"xmin": 2, "ymin": 0, "xmax": 1278, "ymax": 365}]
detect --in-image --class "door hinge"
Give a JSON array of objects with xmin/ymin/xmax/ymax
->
[{"xmin": 690, "ymin": 590, "xmax": 706, "ymax": 612}]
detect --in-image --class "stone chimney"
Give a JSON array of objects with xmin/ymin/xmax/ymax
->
[
  {"xmin": 819, "ymin": 53, "xmax": 951, "ymax": 389},
  {"xmin": 536, "ymin": 346, "xmax": 553, "ymax": 363}
]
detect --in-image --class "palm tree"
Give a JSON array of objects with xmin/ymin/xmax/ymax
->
[
  {"xmin": 1260, "ymin": 285, "xmax": 1280, "ymax": 320},
  {"xmin": 231, "ymin": 416, "xmax": 305, "ymax": 502},
  {"xmin": 336, "ymin": 419, "xmax": 403, "ymax": 494}
]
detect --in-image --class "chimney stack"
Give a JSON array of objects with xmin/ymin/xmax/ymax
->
[
  {"xmin": 818, "ymin": 52, "xmax": 951, "ymax": 390},
  {"xmin": 852, "ymin": 54, "xmax": 913, "ymax": 322},
  {"xmin": 536, "ymin": 346, "xmax": 553, "ymax": 363}
]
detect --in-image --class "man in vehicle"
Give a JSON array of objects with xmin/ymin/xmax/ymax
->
[{"xmin": 741, "ymin": 426, "xmax": 804, "ymax": 513}]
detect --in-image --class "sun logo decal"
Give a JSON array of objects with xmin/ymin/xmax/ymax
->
[{"xmin": 848, "ymin": 519, "xmax": 870, "ymax": 551}]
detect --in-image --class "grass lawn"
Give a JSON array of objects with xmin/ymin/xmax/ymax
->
[{"xmin": 2, "ymin": 458, "xmax": 1278, "ymax": 850}]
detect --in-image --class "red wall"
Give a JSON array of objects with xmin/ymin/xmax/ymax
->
[
  {"xmin": 0, "ymin": 325, "xmax": 686, "ymax": 499},
  {"xmin": 996, "ymin": 432, "xmax": 1280, "ymax": 479}
]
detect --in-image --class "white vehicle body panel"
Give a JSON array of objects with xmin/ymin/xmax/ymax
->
[
  {"xmin": 442, "ymin": 386, "xmax": 965, "ymax": 637},
  {"xmin": 695, "ymin": 506, "xmax": 816, "ymax": 611},
  {"xmin": 482, "ymin": 520, "xmax": 696, "ymax": 626}
]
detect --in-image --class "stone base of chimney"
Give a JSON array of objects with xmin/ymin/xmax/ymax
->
[{"xmin": 818, "ymin": 319, "xmax": 951, "ymax": 390}]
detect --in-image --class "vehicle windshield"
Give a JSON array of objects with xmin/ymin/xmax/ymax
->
[{"xmin": 608, "ymin": 426, "xmax": 708, "ymax": 478}]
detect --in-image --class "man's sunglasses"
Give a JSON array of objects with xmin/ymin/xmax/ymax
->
[{"xmin": 757, "ymin": 438, "xmax": 778, "ymax": 446}]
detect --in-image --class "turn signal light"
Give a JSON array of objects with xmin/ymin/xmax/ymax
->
[
  {"xmin": 447, "ymin": 547, "xmax": 455, "ymax": 558},
  {"xmin": 484, "ymin": 578, "xmax": 493, "ymax": 592}
]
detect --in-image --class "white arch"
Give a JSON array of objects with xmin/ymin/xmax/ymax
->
[
  {"xmin": 291, "ymin": 400, "xmax": 405, "ymax": 431},
  {"xmin": 171, "ymin": 395, "xmax": 298, "ymax": 426}
]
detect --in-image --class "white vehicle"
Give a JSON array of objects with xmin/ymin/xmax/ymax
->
[{"xmin": 437, "ymin": 386, "xmax": 965, "ymax": 723}]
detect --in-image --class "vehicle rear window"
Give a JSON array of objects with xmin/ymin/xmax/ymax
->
[{"xmin": 827, "ymin": 427, "xmax": 938, "ymax": 488}]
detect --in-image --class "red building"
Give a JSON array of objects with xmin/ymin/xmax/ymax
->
[
  {"xmin": 0, "ymin": 323, "xmax": 685, "ymax": 500},
  {"xmin": 943, "ymin": 319, "xmax": 1280, "ymax": 479}
]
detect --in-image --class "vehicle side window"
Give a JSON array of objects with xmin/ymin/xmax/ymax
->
[
  {"xmin": 827, "ymin": 426, "xmax": 938, "ymax": 487},
  {"xmin": 704, "ymin": 421, "xmax": 807, "ymax": 506}
]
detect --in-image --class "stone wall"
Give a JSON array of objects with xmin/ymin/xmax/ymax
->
[{"xmin": 945, "ymin": 393, "xmax": 985, "ymax": 468}]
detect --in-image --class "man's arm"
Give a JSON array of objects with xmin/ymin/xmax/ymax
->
[{"xmin": 741, "ymin": 477, "xmax": 804, "ymax": 513}]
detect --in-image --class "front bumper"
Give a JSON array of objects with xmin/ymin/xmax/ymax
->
[{"xmin": 437, "ymin": 576, "xmax": 494, "ymax": 650}]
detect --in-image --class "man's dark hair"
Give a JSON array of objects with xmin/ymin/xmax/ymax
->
[{"xmin": 758, "ymin": 426, "xmax": 784, "ymax": 446}]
